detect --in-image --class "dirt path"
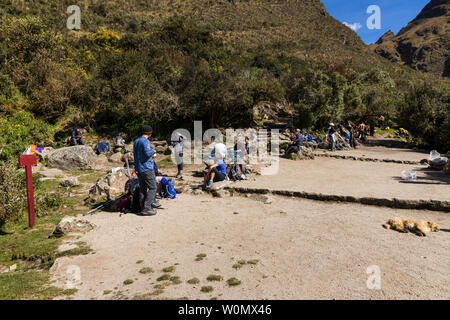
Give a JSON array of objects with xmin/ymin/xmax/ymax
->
[
  {"xmin": 50, "ymin": 194, "xmax": 450, "ymax": 300},
  {"xmin": 233, "ymin": 158, "xmax": 450, "ymax": 202},
  {"xmin": 314, "ymin": 144, "xmax": 429, "ymax": 162}
]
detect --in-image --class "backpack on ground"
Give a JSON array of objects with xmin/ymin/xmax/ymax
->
[
  {"xmin": 94, "ymin": 142, "xmax": 111, "ymax": 154},
  {"xmin": 160, "ymin": 177, "xmax": 176, "ymax": 199},
  {"xmin": 117, "ymin": 177, "xmax": 141, "ymax": 213}
]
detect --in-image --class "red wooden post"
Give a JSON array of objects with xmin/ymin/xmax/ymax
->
[{"xmin": 18, "ymin": 154, "xmax": 37, "ymax": 228}]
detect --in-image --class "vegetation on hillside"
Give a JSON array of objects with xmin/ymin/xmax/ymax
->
[{"xmin": 0, "ymin": 0, "xmax": 449, "ymax": 155}]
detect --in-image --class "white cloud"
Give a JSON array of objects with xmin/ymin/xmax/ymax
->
[{"xmin": 343, "ymin": 22, "xmax": 362, "ymax": 32}]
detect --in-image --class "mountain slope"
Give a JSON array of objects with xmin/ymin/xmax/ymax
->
[{"xmin": 370, "ymin": 0, "xmax": 449, "ymax": 77}]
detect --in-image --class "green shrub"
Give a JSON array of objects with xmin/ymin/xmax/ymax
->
[{"xmin": 0, "ymin": 111, "xmax": 55, "ymax": 161}]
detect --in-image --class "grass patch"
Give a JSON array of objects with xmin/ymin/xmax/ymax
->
[
  {"xmin": 206, "ymin": 274, "xmax": 223, "ymax": 282},
  {"xmin": 170, "ymin": 276, "xmax": 182, "ymax": 285},
  {"xmin": 62, "ymin": 288, "xmax": 78, "ymax": 296},
  {"xmin": 139, "ymin": 267, "xmax": 154, "ymax": 274},
  {"xmin": 157, "ymin": 274, "xmax": 170, "ymax": 282},
  {"xmin": 227, "ymin": 277, "xmax": 242, "ymax": 286},
  {"xmin": 200, "ymin": 286, "xmax": 214, "ymax": 293},
  {"xmin": 247, "ymin": 259, "xmax": 259, "ymax": 265},
  {"xmin": 195, "ymin": 253, "xmax": 207, "ymax": 261},
  {"xmin": 232, "ymin": 264, "xmax": 242, "ymax": 270},
  {"xmin": 136, "ymin": 260, "xmax": 144, "ymax": 264},
  {"xmin": 187, "ymin": 277, "xmax": 200, "ymax": 285},
  {"xmin": 133, "ymin": 289, "xmax": 164, "ymax": 300},
  {"xmin": 156, "ymin": 157, "xmax": 174, "ymax": 169},
  {"xmin": 123, "ymin": 279, "xmax": 134, "ymax": 285},
  {"xmin": 103, "ymin": 290, "xmax": 112, "ymax": 295},
  {"xmin": 162, "ymin": 266, "xmax": 175, "ymax": 273},
  {"xmin": 0, "ymin": 271, "xmax": 64, "ymax": 300}
]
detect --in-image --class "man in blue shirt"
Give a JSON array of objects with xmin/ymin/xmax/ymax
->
[{"xmin": 133, "ymin": 125, "xmax": 157, "ymax": 216}]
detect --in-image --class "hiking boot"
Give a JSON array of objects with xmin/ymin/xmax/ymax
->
[
  {"xmin": 139, "ymin": 210, "xmax": 157, "ymax": 216},
  {"xmin": 152, "ymin": 201, "xmax": 161, "ymax": 208},
  {"xmin": 206, "ymin": 181, "xmax": 213, "ymax": 188}
]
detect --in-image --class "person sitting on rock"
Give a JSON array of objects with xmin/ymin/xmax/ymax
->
[
  {"xmin": 204, "ymin": 154, "xmax": 227, "ymax": 188},
  {"xmin": 70, "ymin": 128, "xmax": 85, "ymax": 146},
  {"xmin": 285, "ymin": 129, "xmax": 303, "ymax": 158},
  {"xmin": 302, "ymin": 128, "xmax": 314, "ymax": 148}
]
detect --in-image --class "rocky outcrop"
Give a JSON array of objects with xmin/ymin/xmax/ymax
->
[
  {"xmin": 370, "ymin": 0, "xmax": 449, "ymax": 77},
  {"xmin": 48, "ymin": 146, "xmax": 97, "ymax": 171}
]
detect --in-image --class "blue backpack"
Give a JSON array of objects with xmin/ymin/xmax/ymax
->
[
  {"xmin": 160, "ymin": 177, "xmax": 176, "ymax": 199},
  {"xmin": 94, "ymin": 142, "xmax": 110, "ymax": 154}
]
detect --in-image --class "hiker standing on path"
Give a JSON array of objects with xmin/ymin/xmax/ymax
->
[
  {"xmin": 358, "ymin": 122, "xmax": 366, "ymax": 143},
  {"xmin": 133, "ymin": 125, "xmax": 157, "ymax": 216},
  {"xmin": 172, "ymin": 133, "xmax": 185, "ymax": 179}
]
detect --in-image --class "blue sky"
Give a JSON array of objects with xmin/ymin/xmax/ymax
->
[{"xmin": 321, "ymin": 0, "xmax": 430, "ymax": 44}]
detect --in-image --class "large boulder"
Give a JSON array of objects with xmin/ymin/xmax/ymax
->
[{"xmin": 48, "ymin": 146, "xmax": 97, "ymax": 171}]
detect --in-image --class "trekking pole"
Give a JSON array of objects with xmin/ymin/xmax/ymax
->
[
  {"xmin": 125, "ymin": 157, "xmax": 131, "ymax": 179},
  {"xmin": 83, "ymin": 194, "xmax": 127, "ymax": 216}
]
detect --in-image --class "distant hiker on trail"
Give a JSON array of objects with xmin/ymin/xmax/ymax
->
[
  {"xmin": 204, "ymin": 154, "xmax": 227, "ymax": 188},
  {"xmin": 70, "ymin": 128, "xmax": 85, "ymax": 146},
  {"xmin": 348, "ymin": 124, "xmax": 357, "ymax": 149},
  {"xmin": 114, "ymin": 134, "xmax": 126, "ymax": 152},
  {"xmin": 357, "ymin": 122, "xmax": 367, "ymax": 143},
  {"xmin": 327, "ymin": 123, "xmax": 336, "ymax": 151},
  {"xmin": 171, "ymin": 133, "xmax": 185, "ymax": 179},
  {"xmin": 379, "ymin": 115, "xmax": 385, "ymax": 128},
  {"xmin": 286, "ymin": 129, "xmax": 303, "ymax": 158},
  {"xmin": 133, "ymin": 125, "xmax": 158, "ymax": 216}
]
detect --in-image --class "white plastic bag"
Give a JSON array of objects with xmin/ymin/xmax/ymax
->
[{"xmin": 401, "ymin": 170, "xmax": 417, "ymax": 181}]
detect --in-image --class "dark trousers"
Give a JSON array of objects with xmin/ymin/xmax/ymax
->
[
  {"xmin": 208, "ymin": 167, "xmax": 226, "ymax": 183},
  {"xmin": 137, "ymin": 170, "xmax": 156, "ymax": 212},
  {"xmin": 286, "ymin": 145, "xmax": 299, "ymax": 157}
]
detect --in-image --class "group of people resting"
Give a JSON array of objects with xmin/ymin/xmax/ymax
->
[
  {"xmin": 285, "ymin": 121, "xmax": 375, "ymax": 157},
  {"xmin": 202, "ymin": 136, "xmax": 250, "ymax": 188}
]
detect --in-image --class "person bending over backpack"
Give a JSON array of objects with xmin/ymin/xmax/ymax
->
[{"xmin": 204, "ymin": 154, "xmax": 227, "ymax": 188}]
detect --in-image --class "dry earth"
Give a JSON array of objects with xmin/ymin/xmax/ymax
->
[{"xmin": 49, "ymin": 144, "xmax": 450, "ymax": 300}]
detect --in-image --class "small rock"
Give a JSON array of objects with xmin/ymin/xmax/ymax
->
[
  {"xmin": 53, "ymin": 217, "xmax": 94, "ymax": 236},
  {"xmin": 9, "ymin": 264, "xmax": 17, "ymax": 272},
  {"xmin": 59, "ymin": 177, "xmax": 79, "ymax": 187},
  {"xmin": 109, "ymin": 152, "xmax": 123, "ymax": 163},
  {"xmin": 233, "ymin": 211, "xmax": 239, "ymax": 215}
]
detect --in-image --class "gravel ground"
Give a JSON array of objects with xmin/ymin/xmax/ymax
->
[{"xmin": 50, "ymin": 194, "xmax": 450, "ymax": 300}]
